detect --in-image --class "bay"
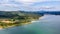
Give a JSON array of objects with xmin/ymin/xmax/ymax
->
[{"xmin": 0, "ymin": 15, "xmax": 60, "ymax": 34}]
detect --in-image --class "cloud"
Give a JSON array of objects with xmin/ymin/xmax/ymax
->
[
  {"xmin": 0, "ymin": 0, "xmax": 60, "ymax": 11},
  {"xmin": 0, "ymin": 4, "xmax": 20, "ymax": 11},
  {"xmin": 14, "ymin": 0, "xmax": 60, "ymax": 3}
]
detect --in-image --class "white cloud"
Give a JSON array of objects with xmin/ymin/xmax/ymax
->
[
  {"xmin": 0, "ymin": 0, "xmax": 60, "ymax": 11},
  {"xmin": 0, "ymin": 4, "xmax": 18, "ymax": 7},
  {"xmin": 14, "ymin": 0, "xmax": 60, "ymax": 4},
  {"xmin": 0, "ymin": 4, "xmax": 20, "ymax": 11},
  {"xmin": 13, "ymin": 0, "xmax": 54, "ymax": 5},
  {"xmin": 14, "ymin": 0, "xmax": 48, "ymax": 5},
  {"xmin": 0, "ymin": 0, "xmax": 8, "ymax": 3}
]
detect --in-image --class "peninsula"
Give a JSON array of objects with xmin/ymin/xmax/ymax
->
[{"xmin": 0, "ymin": 11, "xmax": 43, "ymax": 29}]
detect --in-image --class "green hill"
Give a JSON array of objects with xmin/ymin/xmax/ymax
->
[{"xmin": 0, "ymin": 11, "xmax": 43, "ymax": 29}]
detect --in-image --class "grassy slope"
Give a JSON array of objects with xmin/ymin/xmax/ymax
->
[{"xmin": 0, "ymin": 11, "xmax": 43, "ymax": 29}]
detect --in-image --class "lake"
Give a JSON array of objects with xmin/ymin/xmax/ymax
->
[{"xmin": 0, "ymin": 15, "xmax": 60, "ymax": 34}]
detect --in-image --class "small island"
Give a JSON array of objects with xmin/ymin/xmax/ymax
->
[{"xmin": 0, "ymin": 11, "xmax": 43, "ymax": 29}]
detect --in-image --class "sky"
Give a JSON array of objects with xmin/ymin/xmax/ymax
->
[{"xmin": 0, "ymin": 0, "xmax": 60, "ymax": 11}]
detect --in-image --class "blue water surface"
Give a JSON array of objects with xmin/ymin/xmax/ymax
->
[{"xmin": 0, "ymin": 15, "xmax": 60, "ymax": 34}]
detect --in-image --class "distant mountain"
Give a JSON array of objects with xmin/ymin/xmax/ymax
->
[
  {"xmin": 0, "ymin": 11, "xmax": 60, "ymax": 15},
  {"xmin": 28, "ymin": 11, "xmax": 60, "ymax": 15},
  {"xmin": 20, "ymin": 11, "xmax": 60, "ymax": 15},
  {"xmin": 38, "ymin": 11, "xmax": 60, "ymax": 15}
]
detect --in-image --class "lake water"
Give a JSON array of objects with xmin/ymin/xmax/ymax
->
[{"xmin": 0, "ymin": 15, "xmax": 60, "ymax": 34}]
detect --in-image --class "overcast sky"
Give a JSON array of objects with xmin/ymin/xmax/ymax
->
[{"xmin": 0, "ymin": 0, "xmax": 60, "ymax": 11}]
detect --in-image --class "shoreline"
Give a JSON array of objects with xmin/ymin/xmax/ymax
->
[{"xmin": 0, "ymin": 19, "xmax": 39, "ymax": 30}]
